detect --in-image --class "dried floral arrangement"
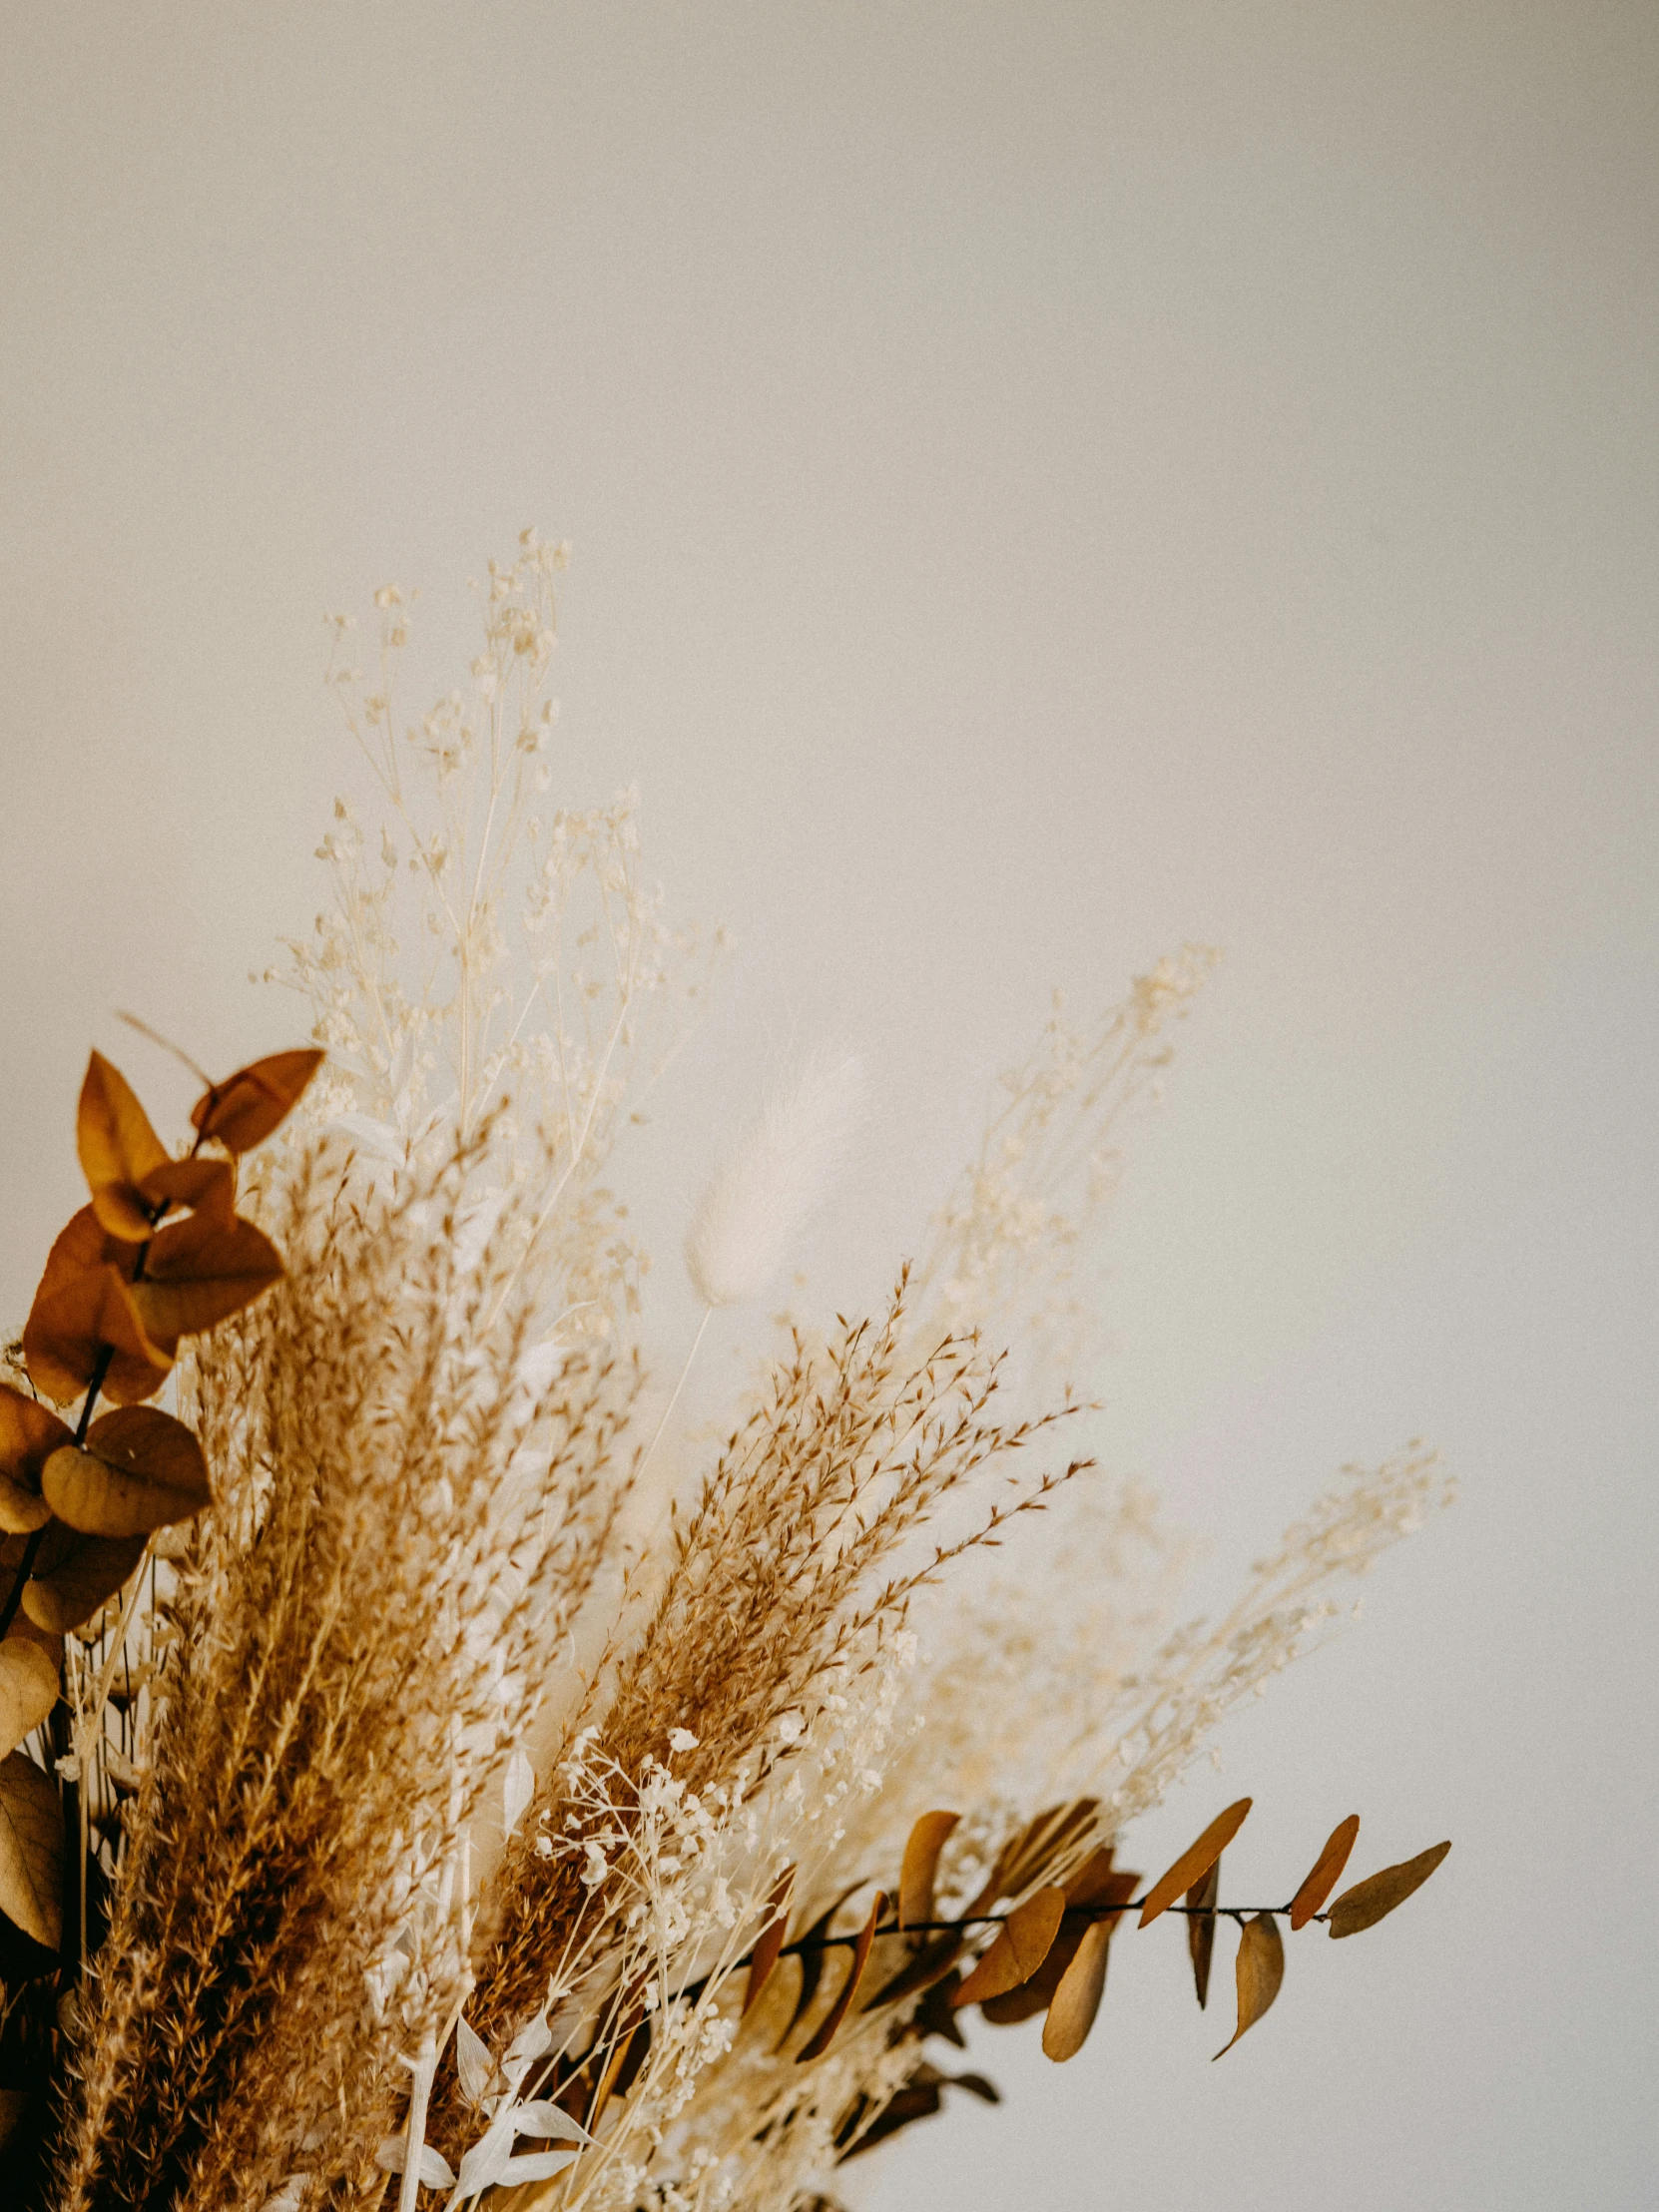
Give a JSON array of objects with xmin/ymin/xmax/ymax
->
[{"xmin": 0, "ymin": 536, "xmax": 1451, "ymax": 2211}]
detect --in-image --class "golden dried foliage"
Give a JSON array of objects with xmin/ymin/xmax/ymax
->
[
  {"xmin": 0, "ymin": 542, "xmax": 1456, "ymax": 2212},
  {"xmin": 54, "ymin": 1134, "xmax": 639, "ymax": 2210}
]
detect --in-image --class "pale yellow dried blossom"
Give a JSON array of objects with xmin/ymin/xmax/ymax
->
[
  {"xmin": 272, "ymin": 535, "xmax": 723, "ymax": 1346},
  {"xmin": 912, "ymin": 945, "xmax": 1219, "ymax": 1377}
]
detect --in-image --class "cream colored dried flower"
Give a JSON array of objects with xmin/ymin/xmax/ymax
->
[{"xmin": 684, "ymin": 1051, "xmax": 866, "ymax": 1310}]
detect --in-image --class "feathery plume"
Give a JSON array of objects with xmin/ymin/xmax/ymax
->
[{"xmin": 684, "ymin": 1051, "xmax": 865, "ymax": 1309}]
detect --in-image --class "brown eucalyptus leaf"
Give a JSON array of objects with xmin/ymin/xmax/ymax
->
[
  {"xmin": 1186, "ymin": 1858, "xmax": 1221, "ymax": 2008},
  {"xmin": 30, "ymin": 1204, "xmax": 114, "ymax": 1302},
  {"xmin": 797, "ymin": 1891, "xmax": 885, "ymax": 2061},
  {"xmin": 782, "ymin": 1884, "xmax": 864, "ymax": 2045},
  {"xmin": 21, "ymin": 1529, "xmax": 148, "ymax": 1634},
  {"xmin": 838, "ymin": 2078, "xmax": 943, "ymax": 2160},
  {"xmin": 898, "ymin": 1810, "xmax": 960, "ymax": 1931},
  {"xmin": 999, "ymin": 1799, "xmax": 1100, "ymax": 1901},
  {"xmin": 865, "ymin": 1931, "xmax": 963, "ymax": 2011},
  {"xmin": 78, "ymin": 1053, "xmax": 169, "ymax": 1241},
  {"xmin": 611, "ymin": 2013, "xmax": 653, "ymax": 2102},
  {"xmin": 979, "ymin": 1861, "xmax": 1136, "ymax": 2026},
  {"xmin": 909, "ymin": 1971, "xmax": 967, "ymax": 2047},
  {"xmin": 128, "ymin": 1213, "xmax": 282, "ymax": 1342},
  {"xmin": 25, "ymin": 1252, "xmax": 174, "ymax": 1408},
  {"xmin": 0, "ymin": 1749, "xmax": 63, "ymax": 1948},
  {"xmin": 952, "ymin": 1886, "xmax": 1067, "ymax": 2010},
  {"xmin": 1041, "ymin": 1919, "xmax": 1114, "ymax": 2061},
  {"xmin": 1289, "ymin": 1815, "xmax": 1362, "ymax": 1931},
  {"xmin": 1328, "ymin": 1842, "xmax": 1451, "ymax": 1937},
  {"xmin": 959, "ymin": 1805, "xmax": 1064, "ymax": 1920},
  {"xmin": 0, "ymin": 1386, "xmax": 69, "ymax": 1531},
  {"xmin": 0, "ymin": 1639, "xmax": 59, "ymax": 1761},
  {"xmin": 140, "ymin": 1156, "xmax": 237, "ymax": 1222},
  {"xmin": 44, "ymin": 1408, "xmax": 210, "ymax": 1537},
  {"xmin": 1139, "ymin": 1799, "xmax": 1253, "ymax": 1927},
  {"xmin": 950, "ymin": 2070, "xmax": 999, "ymax": 2104},
  {"xmin": 4, "ymin": 1614, "xmax": 63, "ymax": 1676},
  {"xmin": 588, "ymin": 2005, "xmax": 647, "ymax": 2130},
  {"xmin": 745, "ymin": 1865, "xmax": 796, "ymax": 2012},
  {"xmin": 839, "ymin": 2069, "xmax": 1000, "ymax": 2163},
  {"xmin": 0, "ymin": 1474, "xmax": 52, "ymax": 1540},
  {"xmin": 1064, "ymin": 1846, "xmax": 1118, "ymax": 1903},
  {"xmin": 192, "ymin": 1048, "xmax": 324, "ymax": 1154},
  {"xmin": 1214, "ymin": 1914, "xmax": 1285, "ymax": 2058}
]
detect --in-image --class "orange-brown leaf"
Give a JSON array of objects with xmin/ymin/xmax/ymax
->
[
  {"xmin": 0, "ymin": 1749, "xmax": 63, "ymax": 1949},
  {"xmin": 1328, "ymin": 1842, "xmax": 1450, "ymax": 1938},
  {"xmin": 745, "ymin": 1866, "xmax": 796, "ymax": 2013},
  {"xmin": 1139, "ymin": 1799, "xmax": 1253, "ymax": 1927},
  {"xmin": 192, "ymin": 1048, "xmax": 324, "ymax": 1154},
  {"xmin": 1214, "ymin": 1914, "xmax": 1285, "ymax": 2058},
  {"xmin": 980, "ymin": 1863, "xmax": 1137, "ymax": 2027},
  {"xmin": 24, "ymin": 1260, "xmax": 174, "ymax": 1409},
  {"xmin": 29, "ymin": 1206, "xmax": 111, "ymax": 1309},
  {"xmin": 128, "ymin": 1213, "xmax": 282, "ymax": 1342},
  {"xmin": 3, "ymin": 1614, "xmax": 63, "ymax": 1677},
  {"xmin": 865, "ymin": 1931, "xmax": 963, "ymax": 2012},
  {"xmin": 797, "ymin": 1891, "xmax": 885, "ymax": 2061},
  {"xmin": 953, "ymin": 1887, "xmax": 1068, "ymax": 2009},
  {"xmin": 1186, "ymin": 1857, "xmax": 1222, "ymax": 2007},
  {"xmin": 781, "ymin": 1884, "xmax": 864, "ymax": 2045},
  {"xmin": 898, "ymin": 1811, "xmax": 960, "ymax": 1932},
  {"xmin": 1041, "ymin": 1919, "xmax": 1113, "ymax": 2061},
  {"xmin": 77, "ymin": 1054, "xmax": 169, "ymax": 1241},
  {"xmin": 44, "ymin": 1407, "xmax": 211, "ymax": 1537},
  {"xmin": 1289, "ymin": 1815, "xmax": 1361, "ymax": 1932},
  {"xmin": 140, "ymin": 1156, "xmax": 237, "ymax": 1223},
  {"xmin": 0, "ymin": 1387, "xmax": 70, "ymax": 1532},
  {"xmin": 20, "ymin": 1529, "xmax": 148, "ymax": 1634},
  {"xmin": 999, "ymin": 1800, "xmax": 1099, "ymax": 1901},
  {"xmin": 0, "ymin": 1639, "xmax": 59, "ymax": 1763}
]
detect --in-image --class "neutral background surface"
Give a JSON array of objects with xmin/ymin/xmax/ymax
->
[{"xmin": 2, "ymin": 5, "xmax": 1654, "ymax": 2205}]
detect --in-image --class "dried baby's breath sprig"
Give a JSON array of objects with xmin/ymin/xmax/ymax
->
[
  {"xmin": 913, "ymin": 944, "xmax": 1219, "ymax": 1374},
  {"xmin": 274, "ymin": 535, "xmax": 723, "ymax": 1347}
]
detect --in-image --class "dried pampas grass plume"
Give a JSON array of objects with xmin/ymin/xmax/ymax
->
[{"xmin": 685, "ymin": 1049, "xmax": 865, "ymax": 1309}]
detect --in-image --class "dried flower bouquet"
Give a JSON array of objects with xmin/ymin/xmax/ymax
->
[{"xmin": 0, "ymin": 538, "xmax": 1449, "ymax": 2211}]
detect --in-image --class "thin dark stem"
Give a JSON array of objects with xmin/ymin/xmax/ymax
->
[
  {"xmin": 667, "ymin": 1897, "xmax": 1315, "ymax": 2012},
  {"xmin": 0, "ymin": 1526, "xmax": 48, "ymax": 1643},
  {"xmin": 769, "ymin": 1900, "xmax": 1314, "ymax": 1955},
  {"xmin": 73, "ymin": 1343, "xmax": 117, "ymax": 1444}
]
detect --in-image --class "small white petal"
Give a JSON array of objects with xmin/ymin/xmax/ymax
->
[
  {"xmin": 513, "ymin": 2100, "xmax": 591, "ymax": 2144},
  {"xmin": 501, "ymin": 2150, "xmax": 580, "ymax": 2182},
  {"xmin": 374, "ymin": 2138, "xmax": 457, "ymax": 2188},
  {"xmin": 455, "ymin": 2014, "xmax": 492, "ymax": 2106},
  {"xmin": 503, "ymin": 1748, "xmax": 535, "ymax": 1839}
]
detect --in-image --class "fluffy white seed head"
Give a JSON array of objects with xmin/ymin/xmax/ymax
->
[{"xmin": 684, "ymin": 1051, "xmax": 866, "ymax": 1309}]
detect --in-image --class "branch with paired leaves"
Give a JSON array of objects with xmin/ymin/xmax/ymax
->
[
  {"xmin": 495, "ymin": 1792, "xmax": 1451, "ymax": 2184},
  {"xmin": 719, "ymin": 1797, "xmax": 1450, "ymax": 2166},
  {"xmin": 0, "ymin": 1044, "xmax": 319, "ymax": 1988}
]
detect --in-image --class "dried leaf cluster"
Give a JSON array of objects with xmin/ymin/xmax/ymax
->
[{"xmin": 0, "ymin": 541, "xmax": 1452, "ymax": 2212}]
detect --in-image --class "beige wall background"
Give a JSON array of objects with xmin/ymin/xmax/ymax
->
[{"xmin": 2, "ymin": 3, "xmax": 1654, "ymax": 2204}]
